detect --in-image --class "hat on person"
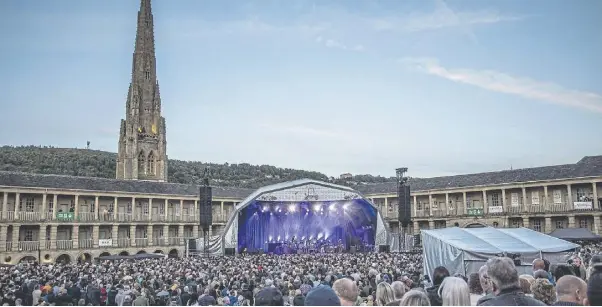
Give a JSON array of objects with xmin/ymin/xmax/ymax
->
[
  {"xmin": 304, "ymin": 285, "xmax": 341, "ymax": 306},
  {"xmin": 255, "ymin": 287, "xmax": 284, "ymax": 306}
]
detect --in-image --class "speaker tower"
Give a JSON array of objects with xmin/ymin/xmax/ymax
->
[{"xmin": 199, "ymin": 185, "xmax": 212, "ymax": 230}]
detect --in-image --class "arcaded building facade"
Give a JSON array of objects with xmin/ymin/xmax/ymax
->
[{"xmin": 0, "ymin": 155, "xmax": 601, "ymax": 264}]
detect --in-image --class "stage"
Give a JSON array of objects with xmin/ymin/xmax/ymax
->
[{"xmin": 220, "ymin": 179, "xmax": 390, "ymax": 255}]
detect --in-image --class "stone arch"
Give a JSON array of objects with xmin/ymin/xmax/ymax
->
[
  {"xmin": 137, "ymin": 250, "xmax": 147, "ymax": 254},
  {"xmin": 19, "ymin": 255, "xmax": 37, "ymax": 263},
  {"xmin": 55, "ymin": 254, "xmax": 71, "ymax": 264},
  {"xmin": 153, "ymin": 250, "xmax": 164, "ymax": 254},
  {"xmin": 99, "ymin": 252, "xmax": 111, "ymax": 257},
  {"xmin": 137, "ymin": 150, "xmax": 146, "ymax": 176},
  {"xmin": 168, "ymin": 249, "xmax": 179, "ymax": 258},
  {"xmin": 463, "ymin": 222, "xmax": 487, "ymax": 228},
  {"xmin": 78, "ymin": 253, "xmax": 93, "ymax": 263},
  {"xmin": 119, "ymin": 251, "xmax": 129, "ymax": 256},
  {"xmin": 147, "ymin": 151, "xmax": 156, "ymax": 175}
]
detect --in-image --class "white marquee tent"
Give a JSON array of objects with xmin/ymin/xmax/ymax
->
[{"xmin": 421, "ymin": 227, "xmax": 580, "ymax": 277}]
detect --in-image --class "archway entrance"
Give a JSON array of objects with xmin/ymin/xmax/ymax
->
[
  {"xmin": 119, "ymin": 251, "xmax": 129, "ymax": 256},
  {"xmin": 136, "ymin": 250, "xmax": 147, "ymax": 255},
  {"xmin": 55, "ymin": 254, "xmax": 71, "ymax": 264},
  {"xmin": 99, "ymin": 252, "xmax": 111, "ymax": 257},
  {"xmin": 153, "ymin": 250, "xmax": 164, "ymax": 254},
  {"xmin": 78, "ymin": 253, "xmax": 92, "ymax": 263},
  {"xmin": 168, "ymin": 249, "xmax": 178, "ymax": 258},
  {"xmin": 464, "ymin": 223, "xmax": 487, "ymax": 228},
  {"xmin": 19, "ymin": 256, "xmax": 37, "ymax": 263}
]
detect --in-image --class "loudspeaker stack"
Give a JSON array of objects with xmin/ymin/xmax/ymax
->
[
  {"xmin": 199, "ymin": 186, "xmax": 212, "ymax": 230},
  {"xmin": 398, "ymin": 185, "xmax": 412, "ymax": 227}
]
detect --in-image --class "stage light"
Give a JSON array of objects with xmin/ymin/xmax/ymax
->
[
  {"xmin": 343, "ymin": 203, "xmax": 350, "ymax": 210},
  {"xmin": 328, "ymin": 204, "xmax": 336, "ymax": 212},
  {"xmin": 263, "ymin": 205, "xmax": 269, "ymax": 212},
  {"xmin": 278, "ymin": 208, "xmax": 282, "ymax": 213},
  {"xmin": 313, "ymin": 204, "xmax": 321, "ymax": 212},
  {"xmin": 288, "ymin": 204, "xmax": 296, "ymax": 212}
]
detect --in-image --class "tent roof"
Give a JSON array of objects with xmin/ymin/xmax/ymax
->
[
  {"xmin": 422, "ymin": 227, "xmax": 580, "ymax": 254},
  {"xmin": 548, "ymin": 228, "xmax": 602, "ymax": 241}
]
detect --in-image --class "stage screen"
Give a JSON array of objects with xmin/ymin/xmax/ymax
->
[{"xmin": 237, "ymin": 199, "xmax": 378, "ymax": 253}]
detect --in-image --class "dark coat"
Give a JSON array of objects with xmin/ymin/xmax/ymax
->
[{"xmin": 478, "ymin": 287, "xmax": 547, "ymax": 306}]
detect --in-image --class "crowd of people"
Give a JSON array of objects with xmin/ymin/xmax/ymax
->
[{"xmin": 0, "ymin": 242, "xmax": 601, "ymax": 306}]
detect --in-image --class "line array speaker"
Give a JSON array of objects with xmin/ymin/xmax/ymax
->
[
  {"xmin": 199, "ymin": 186, "xmax": 212, "ymax": 230},
  {"xmin": 398, "ymin": 185, "xmax": 412, "ymax": 226}
]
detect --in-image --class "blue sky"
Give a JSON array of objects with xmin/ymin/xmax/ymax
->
[{"xmin": 0, "ymin": 0, "xmax": 601, "ymax": 178}]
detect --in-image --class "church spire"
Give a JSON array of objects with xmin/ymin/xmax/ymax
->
[{"xmin": 117, "ymin": 0, "xmax": 168, "ymax": 182}]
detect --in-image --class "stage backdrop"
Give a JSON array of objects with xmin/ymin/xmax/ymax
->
[{"xmin": 237, "ymin": 199, "xmax": 377, "ymax": 252}]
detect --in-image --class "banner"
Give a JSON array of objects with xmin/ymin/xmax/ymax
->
[
  {"xmin": 573, "ymin": 202, "xmax": 592, "ymax": 210},
  {"xmin": 98, "ymin": 239, "xmax": 113, "ymax": 247},
  {"xmin": 467, "ymin": 208, "xmax": 483, "ymax": 216},
  {"xmin": 56, "ymin": 212, "xmax": 75, "ymax": 220},
  {"xmin": 489, "ymin": 206, "xmax": 503, "ymax": 214}
]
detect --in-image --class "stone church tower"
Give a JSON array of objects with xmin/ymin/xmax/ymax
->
[{"xmin": 116, "ymin": 0, "xmax": 168, "ymax": 182}]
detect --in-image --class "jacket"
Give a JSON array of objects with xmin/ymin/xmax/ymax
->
[
  {"xmin": 426, "ymin": 284, "xmax": 443, "ymax": 306},
  {"xmin": 478, "ymin": 286, "xmax": 547, "ymax": 306}
]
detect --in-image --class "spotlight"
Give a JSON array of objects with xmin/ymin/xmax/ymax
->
[
  {"xmin": 263, "ymin": 205, "xmax": 269, "ymax": 212},
  {"xmin": 343, "ymin": 203, "xmax": 350, "ymax": 210},
  {"xmin": 313, "ymin": 204, "xmax": 321, "ymax": 212},
  {"xmin": 329, "ymin": 204, "xmax": 336, "ymax": 212},
  {"xmin": 288, "ymin": 204, "xmax": 296, "ymax": 212}
]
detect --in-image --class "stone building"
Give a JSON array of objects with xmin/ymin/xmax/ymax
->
[
  {"xmin": 116, "ymin": 0, "xmax": 168, "ymax": 182},
  {"xmin": 0, "ymin": 155, "xmax": 601, "ymax": 264}
]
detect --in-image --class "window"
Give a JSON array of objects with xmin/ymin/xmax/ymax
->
[
  {"xmin": 493, "ymin": 222, "xmax": 499, "ymax": 228},
  {"xmin": 553, "ymin": 190, "xmax": 562, "ymax": 204},
  {"xmin": 138, "ymin": 152, "xmax": 146, "ymax": 175},
  {"xmin": 25, "ymin": 197, "xmax": 35, "ymax": 212},
  {"xmin": 127, "ymin": 203, "xmax": 132, "ymax": 213},
  {"xmin": 90, "ymin": 202, "xmax": 95, "ymax": 213},
  {"xmin": 531, "ymin": 191, "xmax": 540, "ymax": 205},
  {"xmin": 143, "ymin": 203, "xmax": 149, "ymax": 215},
  {"xmin": 432, "ymin": 198, "xmax": 438, "ymax": 210},
  {"xmin": 532, "ymin": 219, "xmax": 542, "ymax": 232},
  {"xmin": 511, "ymin": 220, "xmax": 521, "ymax": 228},
  {"xmin": 491, "ymin": 193, "xmax": 500, "ymax": 207},
  {"xmin": 417, "ymin": 202, "xmax": 423, "ymax": 211},
  {"xmin": 145, "ymin": 71, "xmax": 150, "ymax": 80},
  {"xmin": 555, "ymin": 220, "xmax": 565, "ymax": 229},
  {"xmin": 511, "ymin": 193, "xmax": 519, "ymax": 206},
  {"xmin": 148, "ymin": 152, "xmax": 156, "ymax": 175},
  {"xmin": 159, "ymin": 205, "xmax": 164, "ymax": 214},
  {"xmin": 25, "ymin": 230, "xmax": 33, "ymax": 241},
  {"xmin": 576, "ymin": 188, "xmax": 587, "ymax": 202},
  {"xmin": 579, "ymin": 219, "xmax": 588, "ymax": 229},
  {"xmin": 48, "ymin": 198, "xmax": 53, "ymax": 213},
  {"xmin": 157, "ymin": 228, "xmax": 164, "ymax": 237}
]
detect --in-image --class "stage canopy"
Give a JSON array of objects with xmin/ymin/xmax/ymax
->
[
  {"xmin": 221, "ymin": 179, "xmax": 390, "ymax": 254},
  {"xmin": 422, "ymin": 227, "xmax": 580, "ymax": 278},
  {"xmin": 548, "ymin": 228, "xmax": 602, "ymax": 242}
]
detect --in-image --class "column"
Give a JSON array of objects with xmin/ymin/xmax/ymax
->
[
  {"xmin": 92, "ymin": 225, "xmax": 99, "ymax": 248},
  {"xmin": 164, "ymin": 199, "xmax": 169, "ymax": 220},
  {"xmin": 544, "ymin": 186, "xmax": 549, "ymax": 208},
  {"xmin": 384, "ymin": 197, "xmax": 389, "ymax": 218},
  {"xmin": 482, "ymin": 190, "xmax": 488, "ymax": 214},
  {"xmin": 113, "ymin": 196, "xmax": 119, "ymax": 220},
  {"xmin": 194, "ymin": 200, "xmax": 198, "ymax": 221},
  {"xmin": 568, "ymin": 215, "xmax": 576, "ymax": 228},
  {"xmin": 428, "ymin": 220, "xmax": 435, "ymax": 230},
  {"xmin": 413, "ymin": 221, "xmax": 419, "ymax": 234},
  {"xmin": 413, "ymin": 195, "xmax": 417, "ymax": 217},
  {"xmin": 220, "ymin": 201, "xmax": 224, "ymax": 217},
  {"xmin": 112, "ymin": 225, "xmax": 119, "ymax": 247},
  {"xmin": 463, "ymin": 192, "xmax": 467, "ymax": 215},
  {"xmin": 39, "ymin": 225, "xmax": 47, "ymax": 251},
  {"xmin": 501, "ymin": 189, "xmax": 506, "ymax": 210},
  {"xmin": 41, "ymin": 193, "xmax": 47, "ymax": 218},
  {"xmin": 94, "ymin": 196, "xmax": 100, "ymax": 220},
  {"xmin": 130, "ymin": 225, "xmax": 136, "ymax": 247},
  {"xmin": 72, "ymin": 225, "xmax": 79, "ymax": 249},
  {"xmin": 209, "ymin": 225, "xmax": 213, "ymax": 237},
  {"xmin": 163, "ymin": 225, "xmax": 169, "ymax": 245},
  {"xmin": 52, "ymin": 195, "xmax": 58, "ymax": 220},
  {"xmin": 522, "ymin": 187, "xmax": 527, "ymax": 210},
  {"xmin": 428, "ymin": 194, "xmax": 433, "ymax": 216},
  {"xmin": 73, "ymin": 195, "xmax": 79, "ymax": 218},
  {"xmin": 593, "ymin": 216, "xmax": 600, "ymax": 235},
  {"xmin": 179, "ymin": 199, "xmax": 184, "ymax": 221},
  {"xmin": 50, "ymin": 225, "xmax": 57, "ymax": 249},
  {"xmin": 567, "ymin": 184, "xmax": 573, "ymax": 208},
  {"xmin": 193, "ymin": 225, "xmax": 199, "ymax": 239},
  {"xmin": 593, "ymin": 182, "xmax": 599, "ymax": 209},
  {"xmin": 131, "ymin": 197, "xmax": 136, "ymax": 220},
  {"xmin": 545, "ymin": 217, "xmax": 552, "ymax": 233},
  {"xmin": 522, "ymin": 217, "xmax": 529, "ymax": 228},
  {"xmin": 178, "ymin": 225, "xmax": 185, "ymax": 245},
  {"xmin": 2, "ymin": 193, "xmax": 7, "ymax": 218},
  {"xmin": 148, "ymin": 198, "xmax": 153, "ymax": 221},
  {"xmin": 148, "ymin": 225, "xmax": 153, "ymax": 246},
  {"xmin": 445, "ymin": 193, "xmax": 449, "ymax": 216},
  {"xmin": 15, "ymin": 193, "xmax": 20, "ymax": 215},
  {"xmin": 11, "ymin": 225, "xmax": 19, "ymax": 251}
]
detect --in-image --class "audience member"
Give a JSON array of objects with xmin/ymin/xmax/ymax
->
[
  {"xmin": 438, "ymin": 276, "xmax": 470, "ymax": 306},
  {"xmin": 554, "ymin": 275, "xmax": 587, "ymax": 306},
  {"xmin": 479, "ymin": 257, "xmax": 546, "ymax": 306}
]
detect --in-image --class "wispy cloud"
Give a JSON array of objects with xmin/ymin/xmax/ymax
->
[
  {"xmin": 315, "ymin": 36, "xmax": 364, "ymax": 52},
  {"xmin": 258, "ymin": 123, "xmax": 350, "ymax": 139},
  {"xmin": 399, "ymin": 57, "xmax": 602, "ymax": 114}
]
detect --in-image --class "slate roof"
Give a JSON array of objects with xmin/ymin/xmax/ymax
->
[
  {"xmin": 355, "ymin": 155, "xmax": 602, "ymax": 195},
  {"xmin": 0, "ymin": 171, "xmax": 253, "ymax": 199},
  {"xmin": 0, "ymin": 155, "xmax": 601, "ymax": 198}
]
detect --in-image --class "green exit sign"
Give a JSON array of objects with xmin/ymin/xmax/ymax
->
[
  {"xmin": 467, "ymin": 208, "xmax": 483, "ymax": 216},
  {"xmin": 56, "ymin": 212, "xmax": 75, "ymax": 221}
]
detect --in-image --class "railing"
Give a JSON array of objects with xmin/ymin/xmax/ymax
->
[
  {"xmin": 135, "ymin": 238, "xmax": 148, "ymax": 246},
  {"xmin": 213, "ymin": 214, "xmax": 228, "ymax": 223},
  {"xmin": 153, "ymin": 237, "xmax": 165, "ymax": 246},
  {"xmin": 117, "ymin": 213, "xmax": 133, "ymax": 222},
  {"xmin": 527, "ymin": 204, "xmax": 545, "ymax": 213},
  {"xmin": 45, "ymin": 212, "xmax": 54, "ymax": 220},
  {"xmin": 181, "ymin": 215, "xmax": 197, "ymax": 222},
  {"xmin": 117, "ymin": 238, "xmax": 130, "ymax": 247},
  {"xmin": 431, "ymin": 209, "xmax": 447, "ymax": 218},
  {"xmin": 78, "ymin": 212, "xmax": 95, "ymax": 222},
  {"xmin": 508, "ymin": 206, "xmax": 523, "ymax": 215},
  {"xmin": 5, "ymin": 241, "xmax": 13, "ymax": 252},
  {"xmin": 17, "ymin": 241, "xmax": 40, "ymax": 251},
  {"xmin": 548, "ymin": 203, "xmax": 571, "ymax": 213},
  {"xmin": 413, "ymin": 210, "xmax": 429, "ymax": 218},
  {"xmin": 151, "ymin": 215, "xmax": 166, "ymax": 222},
  {"xmin": 168, "ymin": 237, "xmax": 180, "ymax": 245},
  {"xmin": 56, "ymin": 240, "xmax": 73, "ymax": 249},
  {"xmin": 45, "ymin": 240, "xmax": 51, "ymax": 250},
  {"xmin": 17, "ymin": 211, "xmax": 43, "ymax": 221},
  {"xmin": 79, "ymin": 239, "xmax": 93, "ymax": 249},
  {"xmin": 0, "ymin": 211, "xmax": 15, "ymax": 221},
  {"xmin": 133, "ymin": 213, "xmax": 149, "ymax": 221},
  {"xmin": 99, "ymin": 212, "xmax": 115, "ymax": 222}
]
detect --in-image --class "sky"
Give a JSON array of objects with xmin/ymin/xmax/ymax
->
[{"xmin": 0, "ymin": 0, "xmax": 601, "ymax": 178}]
